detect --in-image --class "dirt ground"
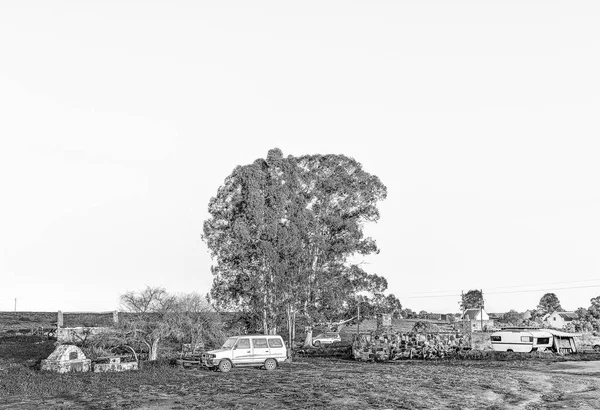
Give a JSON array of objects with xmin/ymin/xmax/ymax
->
[{"xmin": 2, "ymin": 358, "xmax": 600, "ymax": 410}]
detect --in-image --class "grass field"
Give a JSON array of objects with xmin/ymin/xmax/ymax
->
[{"xmin": 2, "ymin": 336, "xmax": 600, "ymax": 409}]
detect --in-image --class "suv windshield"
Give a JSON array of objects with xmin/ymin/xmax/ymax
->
[{"xmin": 222, "ymin": 337, "xmax": 238, "ymax": 349}]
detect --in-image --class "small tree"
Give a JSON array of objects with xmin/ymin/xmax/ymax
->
[
  {"xmin": 588, "ymin": 296, "xmax": 600, "ymax": 319},
  {"xmin": 120, "ymin": 286, "xmax": 176, "ymax": 361},
  {"xmin": 168, "ymin": 292, "xmax": 225, "ymax": 351},
  {"xmin": 502, "ymin": 310, "xmax": 522, "ymax": 326}
]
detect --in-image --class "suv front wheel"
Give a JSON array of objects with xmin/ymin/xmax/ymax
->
[
  {"xmin": 264, "ymin": 358, "xmax": 277, "ymax": 371},
  {"xmin": 218, "ymin": 359, "xmax": 232, "ymax": 372}
]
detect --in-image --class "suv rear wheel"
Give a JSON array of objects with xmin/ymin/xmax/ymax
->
[
  {"xmin": 264, "ymin": 358, "xmax": 277, "ymax": 371},
  {"xmin": 313, "ymin": 340, "xmax": 321, "ymax": 347}
]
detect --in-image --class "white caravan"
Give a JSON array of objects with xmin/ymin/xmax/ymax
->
[{"xmin": 490, "ymin": 329, "xmax": 553, "ymax": 352}]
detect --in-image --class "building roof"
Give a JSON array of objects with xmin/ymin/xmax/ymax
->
[
  {"xmin": 462, "ymin": 308, "xmax": 483, "ymax": 320},
  {"xmin": 556, "ymin": 312, "xmax": 577, "ymax": 321}
]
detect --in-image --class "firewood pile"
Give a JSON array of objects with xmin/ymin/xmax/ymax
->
[{"xmin": 352, "ymin": 332, "xmax": 471, "ymax": 361}]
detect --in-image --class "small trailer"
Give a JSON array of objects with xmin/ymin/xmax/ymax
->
[{"xmin": 490, "ymin": 327, "xmax": 581, "ymax": 353}]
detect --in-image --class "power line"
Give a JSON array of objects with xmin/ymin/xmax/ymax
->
[
  {"xmin": 486, "ymin": 284, "xmax": 600, "ymax": 295},
  {"xmin": 484, "ymin": 278, "xmax": 600, "ymax": 291},
  {"xmin": 397, "ymin": 283, "xmax": 600, "ymax": 300},
  {"xmin": 393, "ymin": 277, "xmax": 600, "ymax": 297}
]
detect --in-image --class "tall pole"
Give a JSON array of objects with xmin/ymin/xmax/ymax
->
[
  {"xmin": 480, "ymin": 289, "xmax": 483, "ymax": 332},
  {"xmin": 357, "ymin": 304, "xmax": 360, "ymax": 335}
]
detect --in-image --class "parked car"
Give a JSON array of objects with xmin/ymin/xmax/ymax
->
[
  {"xmin": 201, "ymin": 334, "xmax": 287, "ymax": 372},
  {"xmin": 312, "ymin": 332, "xmax": 341, "ymax": 347},
  {"xmin": 579, "ymin": 333, "xmax": 600, "ymax": 352}
]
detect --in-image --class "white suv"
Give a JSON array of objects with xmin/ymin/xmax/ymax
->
[
  {"xmin": 312, "ymin": 332, "xmax": 341, "ymax": 347},
  {"xmin": 201, "ymin": 335, "xmax": 287, "ymax": 372}
]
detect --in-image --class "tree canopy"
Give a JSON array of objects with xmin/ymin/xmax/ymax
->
[
  {"xmin": 203, "ymin": 149, "xmax": 393, "ymax": 338},
  {"xmin": 460, "ymin": 290, "xmax": 483, "ymax": 311},
  {"xmin": 537, "ymin": 293, "xmax": 563, "ymax": 315}
]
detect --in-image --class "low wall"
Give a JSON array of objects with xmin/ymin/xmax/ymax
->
[
  {"xmin": 93, "ymin": 362, "xmax": 138, "ymax": 372},
  {"xmin": 59, "ymin": 311, "xmax": 119, "ymax": 328}
]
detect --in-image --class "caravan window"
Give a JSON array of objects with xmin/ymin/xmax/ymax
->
[
  {"xmin": 536, "ymin": 337, "xmax": 550, "ymax": 344},
  {"xmin": 520, "ymin": 336, "xmax": 533, "ymax": 343},
  {"xmin": 491, "ymin": 336, "xmax": 501, "ymax": 342}
]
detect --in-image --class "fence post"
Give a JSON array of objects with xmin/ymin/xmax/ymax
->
[{"xmin": 57, "ymin": 311, "xmax": 63, "ymax": 328}]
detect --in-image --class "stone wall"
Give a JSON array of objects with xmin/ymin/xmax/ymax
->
[
  {"xmin": 56, "ymin": 326, "xmax": 111, "ymax": 344},
  {"xmin": 60, "ymin": 311, "xmax": 119, "ymax": 328}
]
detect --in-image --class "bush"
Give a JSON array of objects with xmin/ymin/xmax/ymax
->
[
  {"xmin": 80, "ymin": 345, "xmax": 115, "ymax": 361},
  {"xmin": 139, "ymin": 357, "xmax": 174, "ymax": 370}
]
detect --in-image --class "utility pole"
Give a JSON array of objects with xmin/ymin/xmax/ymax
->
[
  {"xmin": 480, "ymin": 289, "xmax": 483, "ymax": 332},
  {"xmin": 357, "ymin": 304, "xmax": 360, "ymax": 336}
]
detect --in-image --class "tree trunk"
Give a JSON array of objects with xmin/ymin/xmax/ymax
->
[
  {"xmin": 123, "ymin": 345, "xmax": 139, "ymax": 363},
  {"xmin": 303, "ymin": 327, "xmax": 313, "ymax": 348},
  {"xmin": 286, "ymin": 304, "xmax": 293, "ymax": 346},
  {"xmin": 149, "ymin": 338, "xmax": 160, "ymax": 361},
  {"xmin": 292, "ymin": 309, "xmax": 296, "ymax": 341},
  {"xmin": 263, "ymin": 294, "xmax": 268, "ymax": 335}
]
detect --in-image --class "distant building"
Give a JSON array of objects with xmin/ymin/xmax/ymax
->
[
  {"xmin": 461, "ymin": 308, "xmax": 489, "ymax": 321},
  {"xmin": 543, "ymin": 311, "xmax": 578, "ymax": 329},
  {"xmin": 460, "ymin": 308, "xmax": 493, "ymax": 332},
  {"xmin": 487, "ymin": 312, "xmax": 504, "ymax": 321}
]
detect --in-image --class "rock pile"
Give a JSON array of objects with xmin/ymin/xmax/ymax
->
[{"xmin": 352, "ymin": 332, "xmax": 471, "ymax": 361}]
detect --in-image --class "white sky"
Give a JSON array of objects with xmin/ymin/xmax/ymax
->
[{"xmin": 1, "ymin": 0, "xmax": 599, "ymax": 314}]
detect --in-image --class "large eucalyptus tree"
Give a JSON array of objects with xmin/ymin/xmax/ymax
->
[{"xmin": 203, "ymin": 149, "xmax": 393, "ymax": 339}]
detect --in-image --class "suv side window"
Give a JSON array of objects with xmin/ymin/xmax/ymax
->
[
  {"xmin": 253, "ymin": 338, "xmax": 268, "ymax": 348},
  {"xmin": 236, "ymin": 338, "xmax": 250, "ymax": 349},
  {"xmin": 268, "ymin": 338, "xmax": 284, "ymax": 348}
]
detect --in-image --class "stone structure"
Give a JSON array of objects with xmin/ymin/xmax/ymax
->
[
  {"xmin": 40, "ymin": 345, "xmax": 91, "ymax": 373},
  {"xmin": 93, "ymin": 356, "xmax": 138, "ymax": 372}
]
